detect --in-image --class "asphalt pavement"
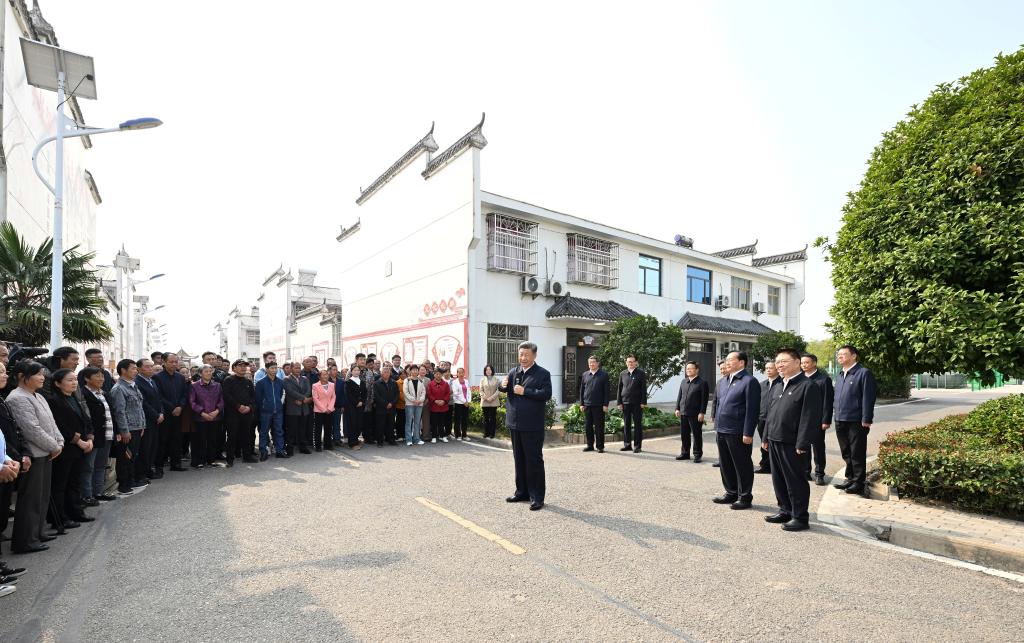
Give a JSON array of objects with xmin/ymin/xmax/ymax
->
[{"xmin": 2, "ymin": 388, "xmax": 1022, "ymax": 642}]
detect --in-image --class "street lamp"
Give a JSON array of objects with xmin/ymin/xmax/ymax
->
[{"xmin": 20, "ymin": 38, "xmax": 162, "ymax": 349}]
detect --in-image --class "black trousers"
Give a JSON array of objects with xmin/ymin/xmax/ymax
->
[
  {"xmin": 225, "ymin": 411, "xmax": 253, "ymax": 463},
  {"xmin": 49, "ymin": 448, "xmax": 82, "ymax": 524},
  {"xmin": 680, "ymin": 415, "xmax": 702, "ymax": 457},
  {"xmin": 511, "ymin": 429, "xmax": 545, "ymax": 503},
  {"xmin": 374, "ymin": 410, "xmax": 396, "ymax": 444},
  {"xmin": 301, "ymin": 413, "xmax": 314, "ymax": 447},
  {"xmin": 430, "ymin": 411, "xmax": 446, "ymax": 440},
  {"xmin": 584, "ymin": 405, "xmax": 605, "ymax": 450},
  {"xmin": 140, "ymin": 423, "xmax": 159, "ymax": 477},
  {"xmin": 452, "ymin": 404, "xmax": 469, "ymax": 438},
  {"xmin": 314, "ymin": 412, "xmax": 333, "ymax": 448},
  {"xmin": 12, "ymin": 456, "xmax": 50, "ymax": 550},
  {"xmin": 344, "ymin": 408, "xmax": 362, "ymax": 447},
  {"xmin": 836, "ymin": 421, "xmax": 870, "ymax": 486},
  {"xmin": 0, "ymin": 480, "xmax": 13, "ymax": 543},
  {"xmin": 362, "ymin": 411, "xmax": 374, "ymax": 441},
  {"xmin": 394, "ymin": 408, "xmax": 405, "ymax": 442},
  {"xmin": 192, "ymin": 421, "xmax": 220, "ymax": 465},
  {"xmin": 158, "ymin": 413, "xmax": 182, "ymax": 470},
  {"xmin": 769, "ymin": 440, "xmax": 810, "ymax": 522},
  {"xmin": 483, "ymin": 407, "xmax": 498, "ymax": 438},
  {"xmin": 117, "ymin": 432, "xmax": 143, "ymax": 485},
  {"xmin": 444, "ymin": 408, "xmax": 454, "ymax": 437},
  {"xmin": 755, "ymin": 420, "xmax": 771, "ymax": 469},
  {"xmin": 622, "ymin": 403, "xmax": 644, "ymax": 448},
  {"xmin": 716, "ymin": 432, "xmax": 754, "ymax": 500},
  {"xmin": 804, "ymin": 428, "xmax": 827, "ymax": 477}
]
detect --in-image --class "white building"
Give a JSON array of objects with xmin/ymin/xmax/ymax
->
[
  {"xmin": 336, "ymin": 116, "xmax": 807, "ymax": 404},
  {"xmin": 257, "ymin": 267, "xmax": 341, "ymax": 364},
  {"xmin": 212, "ymin": 306, "xmax": 261, "ymax": 364}
]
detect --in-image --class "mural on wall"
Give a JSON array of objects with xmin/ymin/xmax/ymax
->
[{"xmin": 343, "ymin": 287, "xmax": 468, "ymax": 370}]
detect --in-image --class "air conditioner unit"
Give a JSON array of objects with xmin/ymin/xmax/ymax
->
[
  {"xmin": 715, "ymin": 295, "xmax": 730, "ymax": 310},
  {"xmin": 727, "ymin": 341, "xmax": 740, "ymax": 351},
  {"xmin": 752, "ymin": 302, "xmax": 765, "ymax": 315},
  {"xmin": 546, "ymin": 280, "xmax": 567, "ymax": 297},
  {"xmin": 521, "ymin": 275, "xmax": 542, "ymax": 295}
]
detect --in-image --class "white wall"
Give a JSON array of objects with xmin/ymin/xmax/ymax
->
[{"xmin": 259, "ymin": 278, "xmax": 290, "ymax": 361}]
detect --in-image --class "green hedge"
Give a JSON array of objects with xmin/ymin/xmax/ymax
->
[
  {"xmin": 560, "ymin": 405, "xmax": 678, "ymax": 434},
  {"xmin": 963, "ymin": 394, "xmax": 1024, "ymax": 450},
  {"xmin": 878, "ymin": 412, "xmax": 1024, "ymax": 518},
  {"xmin": 465, "ymin": 391, "xmax": 556, "ymax": 434}
]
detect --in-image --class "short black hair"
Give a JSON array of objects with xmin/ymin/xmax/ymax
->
[
  {"xmin": 85, "ymin": 348, "xmax": 102, "ymax": 357},
  {"xmin": 366, "ymin": 353, "xmax": 376, "ymax": 360},
  {"xmin": 12, "ymin": 359, "xmax": 44, "ymax": 381},
  {"xmin": 53, "ymin": 346, "xmax": 79, "ymax": 361},
  {"xmin": 685, "ymin": 360, "xmax": 700, "ymax": 370},
  {"xmin": 201, "ymin": 351, "xmax": 215, "ymax": 359},
  {"xmin": 151, "ymin": 351, "xmax": 163, "ymax": 360},
  {"xmin": 355, "ymin": 353, "xmax": 366, "ymax": 360},
  {"xmin": 263, "ymin": 351, "xmax": 276, "ymax": 359},
  {"xmin": 116, "ymin": 359, "xmax": 136, "ymax": 375},
  {"xmin": 136, "ymin": 358, "xmax": 151, "ymax": 368},
  {"xmin": 625, "ymin": 354, "xmax": 637, "ymax": 360},
  {"xmin": 587, "ymin": 355, "xmax": 600, "ymax": 363},
  {"xmin": 732, "ymin": 351, "xmax": 748, "ymax": 366},
  {"xmin": 80, "ymin": 366, "xmax": 103, "ymax": 381},
  {"xmin": 265, "ymin": 361, "xmax": 278, "ymax": 369},
  {"xmin": 776, "ymin": 348, "xmax": 801, "ymax": 363},
  {"xmin": 162, "ymin": 352, "xmax": 176, "ymax": 362},
  {"xmin": 482, "ymin": 364, "xmax": 494, "ymax": 376},
  {"xmin": 801, "ymin": 353, "xmax": 819, "ymax": 363},
  {"xmin": 392, "ymin": 354, "xmax": 401, "ymax": 360},
  {"xmin": 838, "ymin": 344, "xmax": 859, "ymax": 357},
  {"xmin": 51, "ymin": 368, "xmax": 76, "ymax": 388}
]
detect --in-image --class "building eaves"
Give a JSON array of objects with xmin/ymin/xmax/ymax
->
[
  {"xmin": 752, "ymin": 247, "xmax": 807, "ymax": 267},
  {"xmin": 422, "ymin": 113, "xmax": 487, "ymax": 180},
  {"xmin": 84, "ymin": 170, "xmax": 102, "ymax": 204},
  {"xmin": 712, "ymin": 241, "xmax": 757, "ymax": 259},
  {"xmin": 261, "ymin": 265, "xmax": 285, "ymax": 287},
  {"xmin": 545, "ymin": 295, "xmax": 638, "ymax": 323},
  {"xmin": 676, "ymin": 312, "xmax": 774, "ymax": 337},
  {"xmin": 356, "ymin": 124, "xmax": 438, "ymax": 205}
]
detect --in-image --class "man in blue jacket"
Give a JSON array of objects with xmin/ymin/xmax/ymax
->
[
  {"xmin": 153, "ymin": 353, "xmax": 189, "ymax": 473},
  {"xmin": 833, "ymin": 345, "xmax": 877, "ymax": 494},
  {"xmin": 500, "ymin": 342, "xmax": 552, "ymax": 511},
  {"xmin": 255, "ymin": 362, "xmax": 286, "ymax": 460},
  {"xmin": 712, "ymin": 351, "xmax": 761, "ymax": 510}
]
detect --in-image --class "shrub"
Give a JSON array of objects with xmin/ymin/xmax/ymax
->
[
  {"xmin": 560, "ymin": 405, "xmax": 676, "ymax": 433},
  {"xmin": 878, "ymin": 411, "xmax": 1024, "ymax": 518},
  {"xmin": 963, "ymin": 394, "xmax": 1024, "ymax": 450}
]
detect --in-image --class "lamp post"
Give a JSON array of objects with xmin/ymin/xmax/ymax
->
[{"xmin": 125, "ymin": 273, "xmax": 164, "ymax": 357}]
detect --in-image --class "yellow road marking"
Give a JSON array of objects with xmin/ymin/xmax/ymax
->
[
  {"xmin": 330, "ymin": 451, "xmax": 361, "ymax": 468},
  {"xmin": 415, "ymin": 497, "xmax": 525, "ymax": 555}
]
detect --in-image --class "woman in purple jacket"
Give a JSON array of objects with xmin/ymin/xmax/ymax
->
[{"xmin": 189, "ymin": 365, "xmax": 224, "ymax": 468}]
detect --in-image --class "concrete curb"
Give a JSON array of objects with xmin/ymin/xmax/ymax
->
[{"xmin": 816, "ymin": 482, "xmax": 1024, "ymax": 575}]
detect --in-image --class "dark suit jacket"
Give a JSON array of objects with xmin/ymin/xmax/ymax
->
[
  {"xmin": 500, "ymin": 364, "xmax": 552, "ymax": 431},
  {"xmin": 835, "ymin": 362, "xmax": 876, "ymax": 424},
  {"xmin": 282, "ymin": 375, "xmax": 312, "ymax": 416},
  {"xmin": 372, "ymin": 379, "xmax": 400, "ymax": 413},
  {"xmin": 764, "ymin": 375, "xmax": 824, "ymax": 450},
  {"xmin": 81, "ymin": 387, "xmax": 113, "ymax": 447},
  {"xmin": 578, "ymin": 369, "xmax": 610, "ymax": 407},
  {"xmin": 616, "ymin": 368, "xmax": 648, "ymax": 405},
  {"xmin": 344, "ymin": 379, "xmax": 366, "ymax": 410},
  {"xmin": 713, "ymin": 370, "xmax": 760, "ymax": 437},
  {"xmin": 136, "ymin": 376, "xmax": 163, "ymax": 429},
  {"xmin": 676, "ymin": 375, "xmax": 710, "ymax": 417},
  {"xmin": 153, "ymin": 370, "xmax": 190, "ymax": 415},
  {"xmin": 804, "ymin": 369, "xmax": 835, "ymax": 426},
  {"xmin": 47, "ymin": 393, "xmax": 90, "ymax": 444},
  {"xmin": 222, "ymin": 375, "xmax": 256, "ymax": 416},
  {"xmin": 759, "ymin": 377, "xmax": 782, "ymax": 424}
]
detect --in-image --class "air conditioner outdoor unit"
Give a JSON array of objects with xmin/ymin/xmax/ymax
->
[
  {"xmin": 727, "ymin": 341, "xmax": 740, "ymax": 352},
  {"xmin": 752, "ymin": 302, "xmax": 765, "ymax": 315},
  {"xmin": 715, "ymin": 295, "xmax": 730, "ymax": 310},
  {"xmin": 521, "ymin": 275, "xmax": 542, "ymax": 295},
  {"xmin": 546, "ymin": 280, "xmax": 567, "ymax": 297}
]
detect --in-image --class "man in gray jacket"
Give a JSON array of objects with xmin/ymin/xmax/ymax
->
[
  {"xmin": 109, "ymin": 360, "xmax": 147, "ymax": 496},
  {"xmin": 282, "ymin": 362, "xmax": 313, "ymax": 455}
]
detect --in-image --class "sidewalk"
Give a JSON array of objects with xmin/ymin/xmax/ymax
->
[{"xmin": 817, "ymin": 481, "xmax": 1024, "ymax": 575}]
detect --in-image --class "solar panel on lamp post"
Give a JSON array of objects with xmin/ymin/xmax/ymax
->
[{"xmin": 20, "ymin": 37, "xmax": 162, "ymax": 350}]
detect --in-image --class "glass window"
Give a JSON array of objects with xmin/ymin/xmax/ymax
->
[
  {"xmin": 487, "ymin": 324, "xmax": 529, "ymax": 375},
  {"xmin": 638, "ymin": 255, "xmax": 661, "ymax": 296},
  {"xmin": 768, "ymin": 286, "xmax": 780, "ymax": 315},
  {"xmin": 686, "ymin": 266, "xmax": 712, "ymax": 304},
  {"xmin": 731, "ymin": 277, "xmax": 752, "ymax": 311}
]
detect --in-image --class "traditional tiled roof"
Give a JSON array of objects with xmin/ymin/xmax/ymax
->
[
  {"xmin": 752, "ymin": 246, "xmax": 807, "ymax": 267},
  {"xmin": 422, "ymin": 113, "xmax": 487, "ymax": 179},
  {"xmin": 356, "ymin": 124, "xmax": 439, "ymax": 205},
  {"xmin": 712, "ymin": 241, "xmax": 757, "ymax": 259},
  {"xmin": 545, "ymin": 295, "xmax": 638, "ymax": 322},
  {"xmin": 676, "ymin": 312, "xmax": 775, "ymax": 336}
]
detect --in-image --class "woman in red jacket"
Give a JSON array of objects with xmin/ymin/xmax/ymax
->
[{"xmin": 426, "ymin": 369, "xmax": 451, "ymax": 444}]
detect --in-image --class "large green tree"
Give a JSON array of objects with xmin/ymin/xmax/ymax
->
[
  {"xmin": 596, "ymin": 315, "xmax": 686, "ymax": 395},
  {"xmin": 817, "ymin": 47, "xmax": 1024, "ymax": 385},
  {"xmin": 749, "ymin": 331, "xmax": 807, "ymax": 371},
  {"xmin": 0, "ymin": 221, "xmax": 112, "ymax": 346}
]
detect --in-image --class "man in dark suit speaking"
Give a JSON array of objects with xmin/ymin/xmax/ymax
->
[{"xmin": 500, "ymin": 341, "xmax": 552, "ymax": 511}]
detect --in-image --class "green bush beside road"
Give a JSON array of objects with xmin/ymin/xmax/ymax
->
[
  {"xmin": 560, "ymin": 405, "xmax": 677, "ymax": 434},
  {"xmin": 878, "ymin": 397, "xmax": 1024, "ymax": 519}
]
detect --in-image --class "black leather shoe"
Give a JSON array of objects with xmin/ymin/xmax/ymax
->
[
  {"xmin": 619, "ymin": 446, "xmax": 632, "ymax": 451},
  {"xmin": 764, "ymin": 512, "xmax": 792, "ymax": 524},
  {"xmin": 63, "ymin": 521, "xmax": 81, "ymax": 529},
  {"xmin": 712, "ymin": 462, "xmax": 720, "ymax": 468},
  {"xmin": 814, "ymin": 474, "xmax": 827, "ymax": 486},
  {"xmin": 633, "ymin": 447, "xmax": 642, "ymax": 453},
  {"xmin": 597, "ymin": 448, "xmax": 605, "ymax": 453},
  {"xmin": 506, "ymin": 495, "xmax": 530, "ymax": 503},
  {"xmin": 259, "ymin": 453, "xmax": 269, "ymax": 462},
  {"xmin": 12, "ymin": 544, "xmax": 48, "ymax": 554},
  {"xmin": 805, "ymin": 473, "xmax": 813, "ymax": 481},
  {"xmin": 675, "ymin": 453, "xmax": 690, "ymax": 461},
  {"xmin": 834, "ymin": 480, "xmax": 852, "ymax": 489},
  {"xmin": 730, "ymin": 499, "xmax": 752, "ymax": 510},
  {"xmin": 39, "ymin": 535, "xmax": 57, "ymax": 542},
  {"xmin": 712, "ymin": 495, "xmax": 738, "ymax": 504},
  {"xmin": 151, "ymin": 469, "xmax": 164, "ymax": 480},
  {"xmin": 83, "ymin": 497, "xmax": 100, "ymax": 507},
  {"xmin": 74, "ymin": 515, "xmax": 96, "ymax": 523},
  {"xmin": 243, "ymin": 455, "xmax": 259, "ymax": 463},
  {"xmin": 529, "ymin": 501, "xmax": 544, "ymax": 511},
  {"xmin": 754, "ymin": 466, "xmax": 771, "ymax": 474},
  {"xmin": 845, "ymin": 486, "xmax": 865, "ymax": 495},
  {"xmin": 583, "ymin": 446, "xmax": 594, "ymax": 452},
  {"xmin": 299, "ymin": 447, "xmax": 312, "ymax": 454},
  {"xmin": 782, "ymin": 519, "xmax": 809, "ymax": 532},
  {"xmin": 96, "ymin": 494, "xmax": 117, "ymax": 502},
  {"xmin": 693, "ymin": 455, "xmax": 702, "ymax": 463},
  {"xmin": 0, "ymin": 565, "xmax": 26, "ymax": 577}
]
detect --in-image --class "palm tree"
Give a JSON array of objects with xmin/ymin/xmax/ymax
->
[{"xmin": 0, "ymin": 221, "xmax": 113, "ymax": 347}]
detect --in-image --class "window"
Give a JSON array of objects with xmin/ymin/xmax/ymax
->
[
  {"xmin": 567, "ymin": 234, "xmax": 619, "ymax": 288},
  {"xmin": 487, "ymin": 324, "xmax": 528, "ymax": 375},
  {"xmin": 767, "ymin": 286, "xmax": 780, "ymax": 315},
  {"xmin": 686, "ymin": 266, "xmax": 712, "ymax": 304},
  {"xmin": 638, "ymin": 255, "xmax": 661, "ymax": 296},
  {"xmin": 332, "ymin": 320, "xmax": 342, "ymax": 357},
  {"xmin": 245, "ymin": 330, "xmax": 260, "ymax": 344},
  {"xmin": 486, "ymin": 213, "xmax": 538, "ymax": 275},
  {"xmin": 731, "ymin": 277, "xmax": 752, "ymax": 311},
  {"xmin": 688, "ymin": 341, "xmax": 714, "ymax": 353}
]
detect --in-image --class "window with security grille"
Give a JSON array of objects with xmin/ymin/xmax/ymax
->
[
  {"xmin": 731, "ymin": 277, "xmax": 752, "ymax": 311},
  {"xmin": 332, "ymin": 320, "xmax": 342, "ymax": 357},
  {"xmin": 767, "ymin": 286, "xmax": 780, "ymax": 315},
  {"xmin": 245, "ymin": 330, "xmax": 260, "ymax": 344},
  {"xmin": 567, "ymin": 234, "xmax": 619, "ymax": 288},
  {"xmin": 486, "ymin": 213, "xmax": 538, "ymax": 275},
  {"xmin": 487, "ymin": 324, "xmax": 528, "ymax": 375}
]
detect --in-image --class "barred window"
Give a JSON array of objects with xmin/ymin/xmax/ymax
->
[
  {"xmin": 486, "ymin": 213, "xmax": 538, "ymax": 275},
  {"xmin": 731, "ymin": 277, "xmax": 752, "ymax": 311},
  {"xmin": 332, "ymin": 320, "xmax": 342, "ymax": 357},
  {"xmin": 767, "ymin": 286, "xmax": 780, "ymax": 315},
  {"xmin": 567, "ymin": 233, "xmax": 619, "ymax": 289},
  {"xmin": 245, "ymin": 330, "xmax": 260, "ymax": 344},
  {"xmin": 487, "ymin": 324, "xmax": 528, "ymax": 375}
]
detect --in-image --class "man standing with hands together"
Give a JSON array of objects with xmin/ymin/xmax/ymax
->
[
  {"xmin": 711, "ymin": 351, "xmax": 760, "ymax": 510},
  {"xmin": 500, "ymin": 342, "xmax": 552, "ymax": 511}
]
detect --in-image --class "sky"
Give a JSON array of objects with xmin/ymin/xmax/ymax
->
[{"xmin": 40, "ymin": 0, "xmax": 1024, "ymax": 353}]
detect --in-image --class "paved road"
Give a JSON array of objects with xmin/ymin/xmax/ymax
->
[{"xmin": 3, "ymin": 388, "xmax": 1022, "ymax": 642}]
